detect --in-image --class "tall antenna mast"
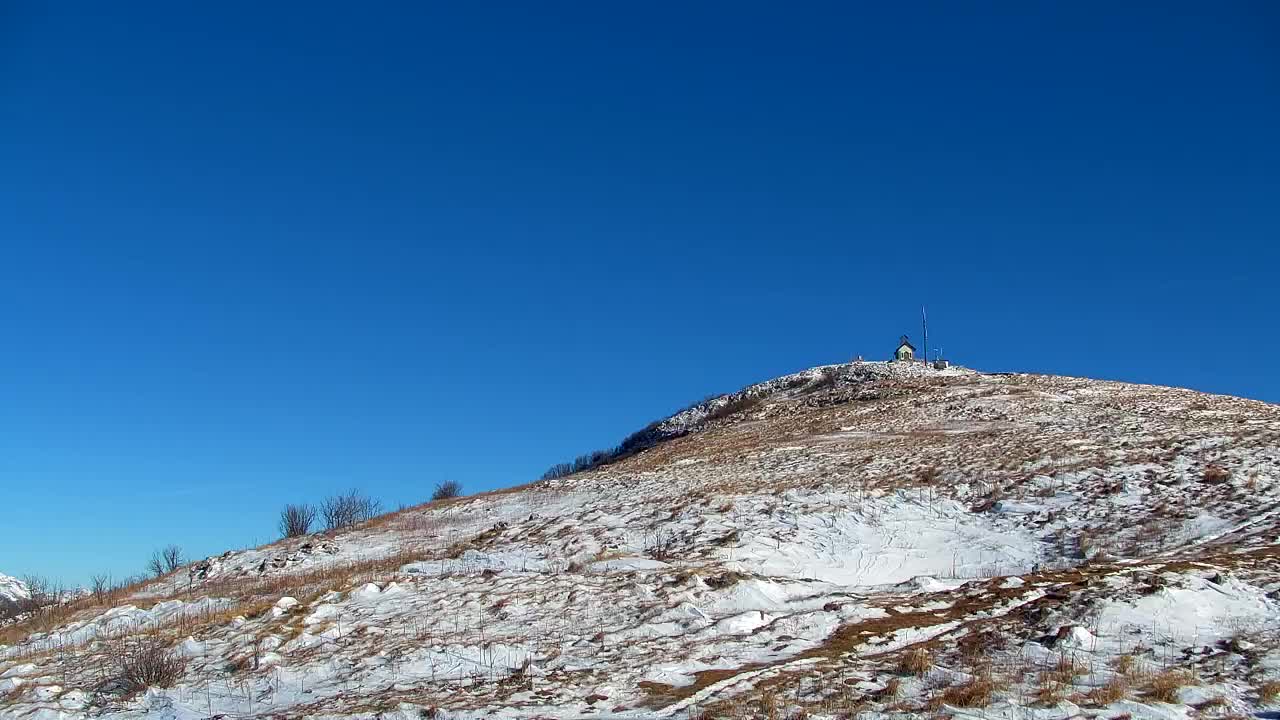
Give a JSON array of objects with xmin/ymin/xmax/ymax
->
[{"xmin": 922, "ymin": 306, "xmax": 929, "ymax": 366}]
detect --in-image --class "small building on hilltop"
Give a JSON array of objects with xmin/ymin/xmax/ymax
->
[{"xmin": 894, "ymin": 335, "xmax": 916, "ymax": 362}]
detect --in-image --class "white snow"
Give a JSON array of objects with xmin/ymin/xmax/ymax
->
[
  {"xmin": 0, "ymin": 573, "xmax": 29, "ymax": 604},
  {"xmin": 3, "ymin": 361, "xmax": 1280, "ymax": 719}
]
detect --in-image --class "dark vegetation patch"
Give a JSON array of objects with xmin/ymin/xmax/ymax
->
[{"xmin": 540, "ymin": 393, "xmax": 764, "ymax": 480}]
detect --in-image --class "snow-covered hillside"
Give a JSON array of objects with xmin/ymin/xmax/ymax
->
[
  {"xmin": 0, "ymin": 573, "xmax": 29, "ymax": 605},
  {"xmin": 3, "ymin": 361, "xmax": 1280, "ymax": 719}
]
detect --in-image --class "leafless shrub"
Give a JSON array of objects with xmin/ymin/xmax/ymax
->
[
  {"xmin": 116, "ymin": 636, "xmax": 186, "ymax": 690},
  {"xmin": 431, "ymin": 481, "xmax": 463, "ymax": 502},
  {"xmin": 90, "ymin": 573, "xmax": 113, "ymax": 605},
  {"xmin": 278, "ymin": 503, "xmax": 317, "ymax": 538},
  {"xmin": 17, "ymin": 575, "xmax": 66, "ymax": 614},
  {"xmin": 321, "ymin": 489, "xmax": 382, "ymax": 531},
  {"xmin": 644, "ymin": 529, "xmax": 679, "ymax": 561},
  {"xmin": 1125, "ymin": 518, "xmax": 1172, "ymax": 555}
]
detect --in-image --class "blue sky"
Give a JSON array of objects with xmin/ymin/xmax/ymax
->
[{"xmin": 1, "ymin": 2, "xmax": 1277, "ymax": 584}]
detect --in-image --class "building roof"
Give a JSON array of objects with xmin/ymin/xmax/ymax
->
[{"xmin": 897, "ymin": 335, "xmax": 916, "ymax": 351}]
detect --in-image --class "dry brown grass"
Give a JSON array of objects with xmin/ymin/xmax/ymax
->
[
  {"xmin": 1034, "ymin": 679, "xmax": 1067, "ymax": 705},
  {"xmin": 897, "ymin": 647, "xmax": 933, "ymax": 676},
  {"xmin": 1194, "ymin": 695, "xmax": 1228, "ymax": 713},
  {"xmin": 938, "ymin": 676, "xmax": 1000, "ymax": 708},
  {"xmin": 1112, "ymin": 653, "xmax": 1139, "ymax": 677},
  {"xmin": 757, "ymin": 688, "xmax": 780, "ymax": 720},
  {"xmin": 0, "ymin": 607, "xmax": 74, "ymax": 647},
  {"xmin": 0, "ymin": 544, "xmax": 436, "ymax": 665},
  {"xmin": 1032, "ymin": 653, "xmax": 1086, "ymax": 705},
  {"xmin": 875, "ymin": 677, "xmax": 901, "ymax": 702},
  {"xmin": 1044, "ymin": 654, "xmax": 1085, "ymax": 683},
  {"xmin": 1202, "ymin": 465, "xmax": 1232, "ymax": 483},
  {"xmin": 1258, "ymin": 679, "xmax": 1280, "ymax": 705},
  {"xmin": 1082, "ymin": 676, "xmax": 1130, "ymax": 706},
  {"xmin": 1146, "ymin": 669, "xmax": 1197, "ymax": 703}
]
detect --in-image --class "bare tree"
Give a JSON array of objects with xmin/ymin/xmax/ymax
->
[
  {"xmin": 161, "ymin": 545, "xmax": 183, "ymax": 573},
  {"xmin": 278, "ymin": 503, "xmax": 317, "ymax": 538},
  {"xmin": 320, "ymin": 489, "xmax": 382, "ymax": 531},
  {"xmin": 431, "ymin": 480, "xmax": 463, "ymax": 502},
  {"xmin": 90, "ymin": 573, "xmax": 113, "ymax": 605},
  {"xmin": 18, "ymin": 574, "xmax": 64, "ymax": 614},
  {"xmin": 147, "ymin": 552, "xmax": 165, "ymax": 578},
  {"xmin": 148, "ymin": 545, "xmax": 183, "ymax": 577}
]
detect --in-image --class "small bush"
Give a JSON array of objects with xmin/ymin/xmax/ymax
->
[
  {"xmin": 320, "ymin": 490, "xmax": 382, "ymax": 531},
  {"xmin": 117, "ymin": 637, "xmax": 186, "ymax": 690},
  {"xmin": 431, "ymin": 481, "xmax": 463, "ymax": 502},
  {"xmin": 645, "ymin": 530, "xmax": 678, "ymax": 561},
  {"xmin": 898, "ymin": 648, "xmax": 933, "ymax": 676},
  {"xmin": 278, "ymin": 503, "xmax": 317, "ymax": 538},
  {"xmin": 539, "ymin": 392, "xmax": 741, "ymax": 480},
  {"xmin": 704, "ymin": 394, "xmax": 762, "ymax": 422}
]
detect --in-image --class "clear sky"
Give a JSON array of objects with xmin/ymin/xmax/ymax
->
[{"xmin": 1, "ymin": 2, "xmax": 1277, "ymax": 584}]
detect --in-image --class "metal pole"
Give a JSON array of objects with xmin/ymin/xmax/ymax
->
[{"xmin": 922, "ymin": 306, "xmax": 929, "ymax": 365}]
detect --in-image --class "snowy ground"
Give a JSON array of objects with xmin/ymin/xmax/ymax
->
[
  {"xmin": 2, "ymin": 361, "xmax": 1279, "ymax": 719},
  {"xmin": 0, "ymin": 574, "xmax": 29, "ymax": 605}
]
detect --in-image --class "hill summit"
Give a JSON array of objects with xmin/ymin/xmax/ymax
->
[{"xmin": 2, "ymin": 362, "xmax": 1279, "ymax": 719}]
